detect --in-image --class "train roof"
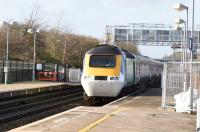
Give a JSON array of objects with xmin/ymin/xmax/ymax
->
[
  {"xmin": 85, "ymin": 44, "xmax": 163, "ymax": 65},
  {"xmin": 122, "ymin": 50, "xmax": 135, "ymax": 59},
  {"xmin": 135, "ymin": 54, "xmax": 163, "ymax": 64},
  {"xmin": 86, "ymin": 44, "xmax": 122, "ymax": 55}
]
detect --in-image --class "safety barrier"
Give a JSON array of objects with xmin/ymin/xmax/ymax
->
[
  {"xmin": 161, "ymin": 61, "xmax": 200, "ymax": 131},
  {"xmin": 69, "ymin": 68, "xmax": 81, "ymax": 83},
  {"xmin": 0, "ymin": 60, "xmax": 82, "ymax": 83},
  {"xmin": 162, "ymin": 61, "xmax": 200, "ymax": 111},
  {"xmin": 0, "ymin": 60, "xmax": 33, "ymax": 83}
]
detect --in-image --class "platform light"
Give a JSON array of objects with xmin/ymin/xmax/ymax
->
[
  {"xmin": 173, "ymin": 3, "xmax": 188, "ymax": 11},
  {"xmin": 174, "ymin": 18, "xmax": 186, "ymax": 63},
  {"xmin": 172, "ymin": 26, "xmax": 182, "ymax": 31},
  {"xmin": 173, "ymin": 3, "xmax": 188, "ymax": 62},
  {"xmin": 174, "ymin": 18, "xmax": 185, "ymax": 25},
  {"xmin": 27, "ymin": 28, "xmax": 40, "ymax": 34},
  {"xmin": 0, "ymin": 21, "xmax": 14, "ymax": 84},
  {"xmin": 27, "ymin": 28, "xmax": 40, "ymax": 81},
  {"xmin": 173, "ymin": 0, "xmax": 196, "ymax": 114}
]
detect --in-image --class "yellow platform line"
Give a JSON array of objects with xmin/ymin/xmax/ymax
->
[{"xmin": 78, "ymin": 108, "xmax": 124, "ymax": 132}]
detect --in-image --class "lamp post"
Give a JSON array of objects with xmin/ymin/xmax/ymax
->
[
  {"xmin": 63, "ymin": 39, "xmax": 67, "ymax": 64},
  {"xmin": 174, "ymin": 18, "xmax": 186, "ymax": 62},
  {"xmin": 27, "ymin": 28, "xmax": 40, "ymax": 81},
  {"xmin": 1, "ymin": 21, "xmax": 13, "ymax": 84},
  {"xmin": 173, "ymin": 1, "xmax": 196, "ymax": 112},
  {"xmin": 190, "ymin": 0, "xmax": 195, "ymax": 111},
  {"xmin": 173, "ymin": 3, "xmax": 189, "ymax": 62},
  {"xmin": 58, "ymin": 34, "xmax": 68, "ymax": 64},
  {"xmin": 172, "ymin": 25, "xmax": 183, "ymax": 61},
  {"xmin": 173, "ymin": 23, "xmax": 188, "ymax": 92}
]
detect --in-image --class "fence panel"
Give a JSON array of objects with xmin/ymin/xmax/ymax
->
[
  {"xmin": 0, "ymin": 60, "xmax": 33, "ymax": 83},
  {"xmin": 162, "ymin": 62, "xmax": 200, "ymax": 112},
  {"xmin": 0, "ymin": 60, "xmax": 76, "ymax": 83},
  {"xmin": 9, "ymin": 60, "xmax": 17, "ymax": 82},
  {"xmin": 69, "ymin": 68, "xmax": 81, "ymax": 83},
  {"xmin": 0, "ymin": 60, "xmax": 4, "ymax": 83}
]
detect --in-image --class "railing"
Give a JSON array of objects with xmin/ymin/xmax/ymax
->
[
  {"xmin": 161, "ymin": 61, "xmax": 200, "ymax": 132},
  {"xmin": 0, "ymin": 60, "xmax": 33, "ymax": 83},
  {"xmin": 0, "ymin": 60, "xmax": 82, "ymax": 83}
]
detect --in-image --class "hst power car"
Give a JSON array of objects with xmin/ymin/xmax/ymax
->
[{"xmin": 81, "ymin": 45, "xmax": 163, "ymax": 104}]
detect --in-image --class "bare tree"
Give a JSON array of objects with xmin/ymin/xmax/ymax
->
[
  {"xmin": 117, "ymin": 44, "xmax": 139, "ymax": 54},
  {"xmin": 0, "ymin": 6, "xmax": 99, "ymax": 68}
]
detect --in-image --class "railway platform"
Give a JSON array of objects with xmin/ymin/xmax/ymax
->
[
  {"xmin": 10, "ymin": 88, "xmax": 196, "ymax": 132},
  {"xmin": 0, "ymin": 82, "xmax": 81, "ymax": 99}
]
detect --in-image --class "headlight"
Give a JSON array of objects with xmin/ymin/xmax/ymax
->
[
  {"xmin": 84, "ymin": 75, "xmax": 93, "ymax": 80},
  {"xmin": 114, "ymin": 77, "xmax": 119, "ymax": 80},
  {"xmin": 110, "ymin": 76, "xmax": 119, "ymax": 80}
]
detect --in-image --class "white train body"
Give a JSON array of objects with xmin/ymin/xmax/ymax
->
[{"xmin": 81, "ymin": 45, "xmax": 163, "ymax": 98}]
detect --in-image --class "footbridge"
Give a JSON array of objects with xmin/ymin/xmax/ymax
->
[{"xmin": 105, "ymin": 23, "xmax": 200, "ymax": 47}]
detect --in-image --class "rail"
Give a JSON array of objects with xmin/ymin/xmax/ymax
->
[{"xmin": 0, "ymin": 86, "xmax": 83, "ymax": 131}]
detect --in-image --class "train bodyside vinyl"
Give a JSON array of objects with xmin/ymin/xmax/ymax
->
[{"xmin": 81, "ymin": 45, "xmax": 163, "ymax": 101}]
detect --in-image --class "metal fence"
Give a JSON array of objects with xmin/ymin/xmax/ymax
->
[
  {"xmin": 0, "ymin": 60, "xmax": 33, "ymax": 83},
  {"xmin": 0, "ymin": 60, "xmax": 82, "ymax": 84},
  {"xmin": 162, "ymin": 61, "xmax": 200, "ymax": 112},
  {"xmin": 69, "ymin": 68, "xmax": 81, "ymax": 83}
]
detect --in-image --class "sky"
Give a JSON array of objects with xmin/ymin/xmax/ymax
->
[{"xmin": 0, "ymin": 0, "xmax": 200, "ymax": 59}]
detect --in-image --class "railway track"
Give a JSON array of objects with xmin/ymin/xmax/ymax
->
[
  {"xmin": 89, "ymin": 79, "xmax": 152, "ymax": 106},
  {"xmin": 1, "ymin": 78, "xmax": 158, "ymax": 131},
  {"xmin": 0, "ymin": 86, "xmax": 84, "ymax": 131}
]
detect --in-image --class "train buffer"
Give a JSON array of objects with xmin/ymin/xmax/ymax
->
[{"xmin": 10, "ymin": 88, "xmax": 196, "ymax": 132}]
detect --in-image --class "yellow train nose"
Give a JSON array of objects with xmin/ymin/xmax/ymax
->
[{"xmin": 84, "ymin": 55, "xmax": 122, "ymax": 76}]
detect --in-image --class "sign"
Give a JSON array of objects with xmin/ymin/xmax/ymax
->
[
  {"xmin": 36, "ymin": 64, "xmax": 43, "ymax": 70},
  {"xmin": 189, "ymin": 37, "xmax": 197, "ymax": 59},
  {"xmin": 193, "ymin": 45, "xmax": 197, "ymax": 59},
  {"xmin": 4, "ymin": 67, "xmax": 8, "ymax": 73}
]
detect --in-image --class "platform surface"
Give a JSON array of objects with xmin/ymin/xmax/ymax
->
[
  {"xmin": 10, "ymin": 88, "xmax": 196, "ymax": 132},
  {"xmin": 0, "ymin": 82, "xmax": 80, "ymax": 93}
]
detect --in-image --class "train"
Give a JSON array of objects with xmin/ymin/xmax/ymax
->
[{"xmin": 81, "ymin": 44, "xmax": 163, "ymax": 104}]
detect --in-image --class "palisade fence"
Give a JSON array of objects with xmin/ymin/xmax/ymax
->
[
  {"xmin": 162, "ymin": 61, "xmax": 200, "ymax": 112},
  {"xmin": 0, "ymin": 60, "xmax": 82, "ymax": 84},
  {"xmin": 0, "ymin": 59, "xmax": 33, "ymax": 83}
]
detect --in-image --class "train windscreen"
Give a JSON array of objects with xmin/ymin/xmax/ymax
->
[{"xmin": 89, "ymin": 55, "xmax": 116, "ymax": 68}]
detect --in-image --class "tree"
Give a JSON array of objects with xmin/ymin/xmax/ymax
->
[
  {"xmin": 0, "ymin": 7, "xmax": 99, "ymax": 67},
  {"xmin": 63, "ymin": 34, "xmax": 99, "ymax": 67},
  {"xmin": 162, "ymin": 52, "xmax": 181, "ymax": 61},
  {"xmin": 117, "ymin": 43, "xmax": 139, "ymax": 54}
]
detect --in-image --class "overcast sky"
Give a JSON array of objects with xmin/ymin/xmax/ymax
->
[{"xmin": 0, "ymin": 0, "xmax": 199, "ymax": 58}]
